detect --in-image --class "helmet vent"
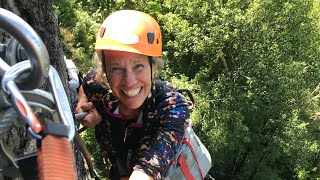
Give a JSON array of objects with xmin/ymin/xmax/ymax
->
[{"xmin": 147, "ymin": 32, "xmax": 154, "ymax": 44}]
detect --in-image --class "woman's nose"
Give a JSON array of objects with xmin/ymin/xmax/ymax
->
[{"xmin": 122, "ymin": 70, "xmax": 137, "ymax": 87}]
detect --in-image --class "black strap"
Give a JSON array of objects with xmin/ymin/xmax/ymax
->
[
  {"xmin": 76, "ymin": 71, "xmax": 84, "ymax": 92},
  {"xmin": 109, "ymin": 116, "xmax": 130, "ymax": 177},
  {"xmin": 109, "ymin": 114, "xmax": 146, "ymax": 177}
]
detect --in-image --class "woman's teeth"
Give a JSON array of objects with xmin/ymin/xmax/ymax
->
[{"xmin": 123, "ymin": 87, "xmax": 141, "ymax": 97}]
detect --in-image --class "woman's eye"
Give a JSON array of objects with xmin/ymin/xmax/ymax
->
[
  {"xmin": 112, "ymin": 67, "xmax": 120, "ymax": 71},
  {"xmin": 134, "ymin": 64, "xmax": 144, "ymax": 71},
  {"xmin": 109, "ymin": 67, "xmax": 122, "ymax": 73}
]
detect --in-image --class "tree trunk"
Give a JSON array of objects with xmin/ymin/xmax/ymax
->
[{"xmin": 0, "ymin": 0, "xmax": 86, "ymax": 179}]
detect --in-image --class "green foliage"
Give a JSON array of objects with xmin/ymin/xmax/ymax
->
[
  {"xmin": 193, "ymin": 0, "xmax": 320, "ymax": 179},
  {"xmin": 81, "ymin": 128, "xmax": 108, "ymax": 178},
  {"xmin": 161, "ymin": 0, "xmax": 320, "ymax": 179},
  {"xmin": 53, "ymin": 0, "xmax": 100, "ymax": 73}
]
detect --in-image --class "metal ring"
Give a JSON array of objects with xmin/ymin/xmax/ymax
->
[
  {"xmin": 1, "ymin": 61, "xmax": 31, "ymax": 93},
  {"xmin": 0, "ymin": 8, "xmax": 49, "ymax": 90}
]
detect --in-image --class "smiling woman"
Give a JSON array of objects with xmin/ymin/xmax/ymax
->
[
  {"xmin": 76, "ymin": 10, "xmax": 191, "ymax": 180},
  {"xmin": 104, "ymin": 51, "xmax": 156, "ymax": 117}
]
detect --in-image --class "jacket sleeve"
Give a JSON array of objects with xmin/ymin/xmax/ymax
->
[
  {"xmin": 133, "ymin": 90, "xmax": 191, "ymax": 179},
  {"xmin": 82, "ymin": 70, "xmax": 115, "ymax": 162}
]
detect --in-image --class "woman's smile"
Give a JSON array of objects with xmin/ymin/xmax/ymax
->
[
  {"xmin": 104, "ymin": 50, "xmax": 156, "ymax": 114},
  {"xmin": 121, "ymin": 87, "xmax": 142, "ymax": 97}
]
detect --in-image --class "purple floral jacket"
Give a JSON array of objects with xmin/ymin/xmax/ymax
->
[{"xmin": 82, "ymin": 70, "xmax": 190, "ymax": 180}]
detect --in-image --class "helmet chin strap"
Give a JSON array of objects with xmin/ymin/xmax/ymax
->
[
  {"xmin": 101, "ymin": 51, "xmax": 107, "ymax": 75},
  {"xmin": 148, "ymin": 56, "xmax": 153, "ymax": 83},
  {"xmin": 101, "ymin": 51, "xmax": 110, "ymax": 82}
]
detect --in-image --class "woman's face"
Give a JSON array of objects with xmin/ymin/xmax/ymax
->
[{"xmin": 104, "ymin": 50, "xmax": 156, "ymax": 112}]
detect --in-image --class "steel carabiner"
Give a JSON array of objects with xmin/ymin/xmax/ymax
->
[{"xmin": 1, "ymin": 61, "xmax": 43, "ymax": 138}]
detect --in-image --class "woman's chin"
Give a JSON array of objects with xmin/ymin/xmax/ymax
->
[{"xmin": 119, "ymin": 97, "xmax": 144, "ymax": 110}]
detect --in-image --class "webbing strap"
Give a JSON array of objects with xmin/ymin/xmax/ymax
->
[
  {"xmin": 183, "ymin": 138, "xmax": 204, "ymax": 180},
  {"xmin": 37, "ymin": 135, "xmax": 76, "ymax": 180},
  {"xmin": 177, "ymin": 155, "xmax": 195, "ymax": 180}
]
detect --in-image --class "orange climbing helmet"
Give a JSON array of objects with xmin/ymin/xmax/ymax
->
[{"xmin": 95, "ymin": 10, "xmax": 162, "ymax": 57}]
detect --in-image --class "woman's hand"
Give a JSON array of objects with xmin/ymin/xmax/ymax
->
[
  {"xmin": 76, "ymin": 85, "xmax": 88, "ymax": 113},
  {"xmin": 129, "ymin": 170, "xmax": 154, "ymax": 180},
  {"xmin": 76, "ymin": 85, "xmax": 101, "ymax": 127},
  {"xmin": 77, "ymin": 102, "xmax": 102, "ymax": 127}
]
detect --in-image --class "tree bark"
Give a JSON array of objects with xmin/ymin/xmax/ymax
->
[{"xmin": 0, "ymin": 0, "xmax": 86, "ymax": 179}]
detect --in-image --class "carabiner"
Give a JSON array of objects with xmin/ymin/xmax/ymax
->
[
  {"xmin": 4, "ymin": 81, "xmax": 43, "ymax": 136},
  {"xmin": 1, "ymin": 61, "xmax": 43, "ymax": 138},
  {"xmin": 48, "ymin": 66, "xmax": 75, "ymax": 141},
  {"xmin": 0, "ymin": 8, "xmax": 49, "ymax": 90}
]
